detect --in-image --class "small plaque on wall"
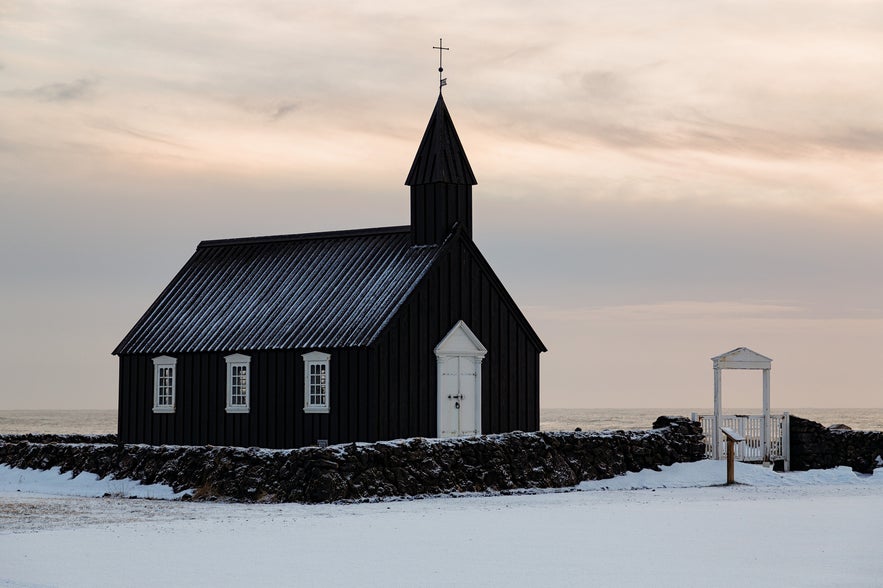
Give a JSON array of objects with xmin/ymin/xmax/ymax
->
[{"xmin": 317, "ymin": 439, "xmax": 328, "ymax": 448}]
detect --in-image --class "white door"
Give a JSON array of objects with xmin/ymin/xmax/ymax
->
[
  {"xmin": 440, "ymin": 356, "xmax": 477, "ymax": 437},
  {"xmin": 435, "ymin": 320, "xmax": 486, "ymax": 438}
]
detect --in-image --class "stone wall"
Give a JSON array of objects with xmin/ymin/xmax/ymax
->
[
  {"xmin": 789, "ymin": 415, "xmax": 883, "ymax": 473},
  {"xmin": 0, "ymin": 416, "xmax": 704, "ymax": 503}
]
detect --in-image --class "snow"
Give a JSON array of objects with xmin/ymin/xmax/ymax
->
[
  {"xmin": 0, "ymin": 465, "xmax": 188, "ymax": 500},
  {"xmin": 1, "ymin": 461, "xmax": 882, "ymax": 587},
  {"xmin": 578, "ymin": 459, "xmax": 883, "ymax": 490}
]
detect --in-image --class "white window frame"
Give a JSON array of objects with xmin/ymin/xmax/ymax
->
[
  {"xmin": 302, "ymin": 351, "xmax": 330, "ymax": 414},
  {"xmin": 225, "ymin": 353, "xmax": 251, "ymax": 414},
  {"xmin": 152, "ymin": 356, "xmax": 177, "ymax": 413}
]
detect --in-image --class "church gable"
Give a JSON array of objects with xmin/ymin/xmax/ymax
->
[
  {"xmin": 374, "ymin": 226, "xmax": 545, "ymax": 355},
  {"xmin": 368, "ymin": 227, "xmax": 544, "ymax": 439},
  {"xmin": 457, "ymin": 236, "xmax": 546, "ymax": 352}
]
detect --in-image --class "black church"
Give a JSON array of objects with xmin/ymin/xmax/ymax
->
[{"xmin": 113, "ymin": 91, "xmax": 546, "ymax": 448}]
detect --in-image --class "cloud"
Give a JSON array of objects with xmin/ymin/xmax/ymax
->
[
  {"xmin": 269, "ymin": 101, "xmax": 298, "ymax": 121},
  {"xmin": 671, "ymin": 112, "xmax": 883, "ymax": 158},
  {"xmin": 9, "ymin": 78, "xmax": 99, "ymax": 102},
  {"xmin": 571, "ymin": 62, "xmax": 667, "ymax": 106},
  {"xmin": 823, "ymin": 127, "xmax": 883, "ymax": 154},
  {"xmin": 528, "ymin": 301, "xmax": 806, "ymax": 323},
  {"xmin": 224, "ymin": 97, "xmax": 300, "ymax": 122},
  {"xmin": 577, "ymin": 70, "xmax": 630, "ymax": 103},
  {"xmin": 88, "ymin": 119, "xmax": 190, "ymax": 149},
  {"xmin": 478, "ymin": 98, "xmax": 883, "ymax": 163}
]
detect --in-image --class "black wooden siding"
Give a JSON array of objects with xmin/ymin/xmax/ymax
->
[
  {"xmin": 118, "ymin": 230, "xmax": 542, "ymax": 447},
  {"xmin": 119, "ymin": 348, "xmax": 370, "ymax": 448},
  {"xmin": 410, "ymin": 184, "xmax": 473, "ymax": 245}
]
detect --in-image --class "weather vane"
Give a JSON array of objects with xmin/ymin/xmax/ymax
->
[{"xmin": 433, "ymin": 38, "xmax": 449, "ymax": 92}]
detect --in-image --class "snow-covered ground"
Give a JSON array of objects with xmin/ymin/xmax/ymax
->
[
  {"xmin": 1, "ymin": 461, "xmax": 881, "ymax": 587},
  {"xmin": 0, "ymin": 464, "xmax": 188, "ymax": 500}
]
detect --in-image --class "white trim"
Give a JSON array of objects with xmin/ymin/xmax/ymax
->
[
  {"xmin": 474, "ymin": 356, "xmax": 482, "ymax": 436},
  {"xmin": 436, "ymin": 356, "xmax": 445, "ymax": 438},
  {"xmin": 302, "ymin": 351, "xmax": 330, "ymax": 414},
  {"xmin": 303, "ymin": 406, "xmax": 330, "ymax": 414},
  {"xmin": 434, "ymin": 320, "xmax": 488, "ymax": 357},
  {"xmin": 152, "ymin": 356, "xmax": 177, "ymax": 414},
  {"xmin": 435, "ymin": 321, "xmax": 485, "ymax": 438},
  {"xmin": 711, "ymin": 347, "xmax": 772, "ymax": 370},
  {"xmin": 225, "ymin": 353, "xmax": 251, "ymax": 414}
]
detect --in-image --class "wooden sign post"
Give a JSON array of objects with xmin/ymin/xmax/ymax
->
[{"xmin": 720, "ymin": 427, "xmax": 745, "ymax": 485}]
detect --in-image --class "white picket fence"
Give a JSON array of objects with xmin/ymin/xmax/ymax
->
[{"xmin": 691, "ymin": 413, "xmax": 790, "ymax": 470}]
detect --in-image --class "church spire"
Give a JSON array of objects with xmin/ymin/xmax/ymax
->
[
  {"xmin": 406, "ymin": 93, "xmax": 477, "ymax": 245},
  {"xmin": 405, "ymin": 93, "xmax": 477, "ymax": 187},
  {"xmin": 406, "ymin": 41, "xmax": 477, "ymax": 245}
]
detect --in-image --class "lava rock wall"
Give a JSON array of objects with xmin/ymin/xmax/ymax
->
[
  {"xmin": 0, "ymin": 416, "xmax": 704, "ymax": 503},
  {"xmin": 789, "ymin": 415, "xmax": 883, "ymax": 473}
]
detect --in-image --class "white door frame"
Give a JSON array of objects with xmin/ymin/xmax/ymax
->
[{"xmin": 435, "ymin": 320, "xmax": 487, "ymax": 438}]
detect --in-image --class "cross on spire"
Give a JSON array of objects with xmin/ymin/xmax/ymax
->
[{"xmin": 433, "ymin": 38, "xmax": 449, "ymax": 92}]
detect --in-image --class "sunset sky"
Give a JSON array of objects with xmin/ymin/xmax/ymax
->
[{"xmin": 2, "ymin": 1, "xmax": 882, "ymax": 410}]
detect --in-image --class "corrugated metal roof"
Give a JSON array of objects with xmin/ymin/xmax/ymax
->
[
  {"xmin": 405, "ymin": 94, "xmax": 477, "ymax": 186},
  {"xmin": 114, "ymin": 226, "xmax": 442, "ymax": 354}
]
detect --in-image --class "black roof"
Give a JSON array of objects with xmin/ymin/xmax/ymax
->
[
  {"xmin": 405, "ymin": 94, "xmax": 477, "ymax": 186},
  {"xmin": 113, "ymin": 227, "xmax": 442, "ymax": 354}
]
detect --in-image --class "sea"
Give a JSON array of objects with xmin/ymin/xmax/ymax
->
[{"xmin": 2, "ymin": 408, "xmax": 883, "ymax": 435}]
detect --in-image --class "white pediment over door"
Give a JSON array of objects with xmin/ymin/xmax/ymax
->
[{"xmin": 435, "ymin": 320, "xmax": 487, "ymax": 357}]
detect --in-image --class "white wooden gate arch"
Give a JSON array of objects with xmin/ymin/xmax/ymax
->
[
  {"xmin": 435, "ymin": 320, "xmax": 486, "ymax": 438},
  {"xmin": 712, "ymin": 347, "xmax": 772, "ymax": 461}
]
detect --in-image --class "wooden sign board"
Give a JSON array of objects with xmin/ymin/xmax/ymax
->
[{"xmin": 720, "ymin": 427, "xmax": 745, "ymax": 443}]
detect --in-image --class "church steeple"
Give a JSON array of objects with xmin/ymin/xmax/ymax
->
[
  {"xmin": 406, "ymin": 94, "xmax": 477, "ymax": 187},
  {"xmin": 406, "ymin": 93, "xmax": 477, "ymax": 245}
]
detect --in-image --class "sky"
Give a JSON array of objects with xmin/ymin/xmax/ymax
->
[{"xmin": 2, "ymin": 0, "xmax": 882, "ymax": 410}]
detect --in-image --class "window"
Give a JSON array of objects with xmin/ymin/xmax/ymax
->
[
  {"xmin": 302, "ymin": 351, "xmax": 330, "ymax": 413},
  {"xmin": 225, "ymin": 354, "xmax": 251, "ymax": 413},
  {"xmin": 152, "ymin": 356, "xmax": 177, "ymax": 413}
]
